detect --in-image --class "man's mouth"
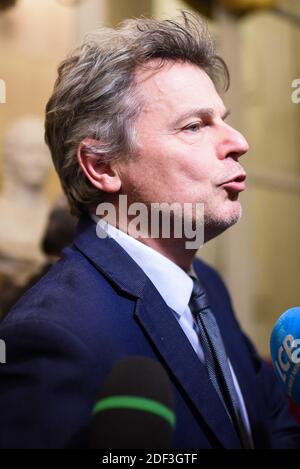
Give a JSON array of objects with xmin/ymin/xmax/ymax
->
[{"xmin": 219, "ymin": 173, "xmax": 247, "ymax": 192}]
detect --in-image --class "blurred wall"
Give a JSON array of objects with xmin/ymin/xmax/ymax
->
[
  {"xmin": 0, "ymin": 0, "xmax": 76, "ymax": 201},
  {"xmin": 238, "ymin": 11, "xmax": 300, "ymax": 355}
]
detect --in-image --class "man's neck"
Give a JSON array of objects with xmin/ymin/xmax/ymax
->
[
  {"xmin": 92, "ymin": 203, "xmax": 198, "ymax": 272},
  {"xmin": 132, "ymin": 235, "xmax": 197, "ymax": 272}
]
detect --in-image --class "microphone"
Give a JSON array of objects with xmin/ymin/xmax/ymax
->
[
  {"xmin": 270, "ymin": 307, "xmax": 300, "ymax": 404},
  {"xmin": 90, "ymin": 356, "xmax": 175, "ymax": 449}
]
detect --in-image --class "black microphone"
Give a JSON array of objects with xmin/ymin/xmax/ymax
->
[{"xmin": 90, "ymin": 356, "xmax": 175, "ymax": 449}]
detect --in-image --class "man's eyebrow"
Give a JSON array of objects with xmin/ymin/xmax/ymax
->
[{"xmin": 171, "ymin": 107, "xmax": 231, "ymax": 127}]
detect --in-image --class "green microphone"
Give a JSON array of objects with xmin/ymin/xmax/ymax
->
[{"xmin": 90, "ymin": 356, "xmax": 175, "ymax": 449}]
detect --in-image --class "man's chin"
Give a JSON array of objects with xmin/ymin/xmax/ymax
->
[{"xmin": 204, "ymin": 206, "xmax": 242, "ymax": 243}]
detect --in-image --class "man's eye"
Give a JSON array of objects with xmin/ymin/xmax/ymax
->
[{"xmin": 183, "ymin": 122, "xmax": 204, "ymax": 133}]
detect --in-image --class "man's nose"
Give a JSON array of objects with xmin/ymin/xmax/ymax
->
[{"xmin": 219, "ymin": 125, "xmax": 249, "ymax": 161}]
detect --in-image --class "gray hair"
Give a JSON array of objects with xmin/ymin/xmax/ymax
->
[{"xmin": 45, "ymin": 11, "xmax": 229, "ymax": 216}]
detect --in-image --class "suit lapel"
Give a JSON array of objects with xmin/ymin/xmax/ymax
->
[
  {"xmin": 194, "ymin": 261, "xmax": 268, "ymax": 447},
  {"xmin": 217, "ymin": 322, "xmax": 269, "ymax": 447},
  {"xmin": 134, "ymin": 280, "xmax": 242, "ymax": 448},
  {"xmin": 74, "ymin": 215, "xmax": 242, "ymax": 448}
]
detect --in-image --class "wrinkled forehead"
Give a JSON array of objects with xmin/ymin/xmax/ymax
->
[{"xmin": 134, "ymin": 60, "xmax": 226, "ymax": 121}]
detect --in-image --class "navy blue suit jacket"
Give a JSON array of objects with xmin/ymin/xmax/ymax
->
[{"xmin": 0, "ymin": 215, "xmax": 300, "ymax": 449}]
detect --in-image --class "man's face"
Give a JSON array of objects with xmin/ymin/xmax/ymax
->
[{"xmin": 117, "ymin": 61, "xmax": 249, "ymax": 241}]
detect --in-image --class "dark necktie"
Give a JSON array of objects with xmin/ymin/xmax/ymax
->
[{"xmin": 189, "ymin": 276, "xmax": 253, "ymax": 449}]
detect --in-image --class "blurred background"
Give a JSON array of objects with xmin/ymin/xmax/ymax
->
[{"xmin": 0, "ymin": 0, "xmax": 299, "ymax": 357}]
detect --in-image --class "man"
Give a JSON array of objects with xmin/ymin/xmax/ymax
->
[{"xmin": 0, "ymin": 12, "xmax": 299, "ymax": 449}]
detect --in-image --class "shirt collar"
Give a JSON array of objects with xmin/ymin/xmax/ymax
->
[{"xmin": 91, "ymin": 215, "xmax": 193, "ymax": 317}]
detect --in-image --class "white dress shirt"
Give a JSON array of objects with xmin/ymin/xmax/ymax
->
[{"xmin": 92, "ymin": 216, "xmax": 253, "ymax": 445}]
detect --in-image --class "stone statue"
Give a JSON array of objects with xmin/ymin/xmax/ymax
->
[{"xmin": 0, "ymin": 116, "xmax": 51, "ymax": 283}]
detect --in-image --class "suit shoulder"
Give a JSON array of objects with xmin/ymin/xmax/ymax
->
[{"xmin": 1, "ymin": 246, "xmax": 135, "ymax": 350}]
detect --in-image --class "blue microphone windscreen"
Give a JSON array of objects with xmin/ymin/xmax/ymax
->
[{"xmin": 270, "ymin": 307, "xmax": 300, "ymax": 404}]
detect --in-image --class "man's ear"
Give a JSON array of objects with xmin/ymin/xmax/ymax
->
[{"xmin": 77, "ymin": 138, "xmax": 121, "ymax": 193}]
